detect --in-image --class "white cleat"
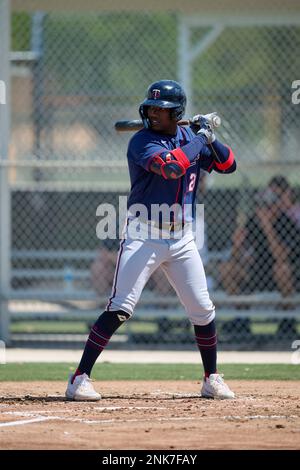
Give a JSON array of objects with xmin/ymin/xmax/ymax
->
[
  {"xmin": 65, "ymin": 373, "xmax": 101, "ymax": 401},
  {"xmin": 201, "ymin": 373, "xmax": 235, "ymax": 399}
]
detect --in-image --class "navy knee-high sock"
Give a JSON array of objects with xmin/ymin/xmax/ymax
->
[
  {"xmin": 194, "ymin": 320, "xmax": 217, "ymax": 378},
  {"xmin": 72, "ymin": 310, "xmax": 130, "ymax": 382}
]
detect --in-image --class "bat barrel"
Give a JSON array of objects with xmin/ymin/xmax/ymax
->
[
  {"xmin": 114, "ymin": 120, "xmax": 143, "ymax": 131},
  {"xmin": 114, "ymin": 119, "xmax": 190, "ymax": 132}
]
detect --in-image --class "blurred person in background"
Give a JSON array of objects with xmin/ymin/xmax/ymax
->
[
  {"xmin": 91, "ymin": 243, "xmax": 172, "ymax": 296},
  {"xmin": 219, "ymin": 175, "xmax": 300, "ymax": 298},
  {"xmin": 90, "ymin": 242, "xmax": 118, "ymax": 296}
]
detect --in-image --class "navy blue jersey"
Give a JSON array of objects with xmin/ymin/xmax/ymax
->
[{"xmin": 127, "ymin": 125, "xmax": 215, "ymax": 223}]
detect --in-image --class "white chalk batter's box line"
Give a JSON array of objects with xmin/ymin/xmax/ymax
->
[
  {"xmin": 0, "ymin": 409, "xmax": 299, "ymax": 428},
  {"xmin": 1, "ymin": 406, "xmax": 167, "ymax": 414},
  {"xmin": 0, "ymin": 392, "xmax": 258, "ymax": 401}
]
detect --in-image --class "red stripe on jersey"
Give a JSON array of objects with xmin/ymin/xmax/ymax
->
[
  {"xmin": 207, "ymin": 161, "xmax": 214, "ymax": 173},
  {"xmin": 174, "ymin": 177, "xmax": 181, "ymax": 204},
  {"xmin": 214, "ymin": 146, "xmax": 235, "ymax": 171}
]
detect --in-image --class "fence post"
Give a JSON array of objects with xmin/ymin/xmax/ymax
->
[{"xmin": 0, "ymin": 0, "xmax": 11, "ymax": 346}]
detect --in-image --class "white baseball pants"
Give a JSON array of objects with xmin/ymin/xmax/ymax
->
[{"xmin": 106, "ymin": 221, "xmax": 215, "ymax": 326}]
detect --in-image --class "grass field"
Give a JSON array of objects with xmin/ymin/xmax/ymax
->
[
  {"xmin": 10, "ymin": 320, "xmax": 300, "ymax": 335},
  {"xmin": 1, "ymin": 363, "xmax": 299, "ymax": 381}
]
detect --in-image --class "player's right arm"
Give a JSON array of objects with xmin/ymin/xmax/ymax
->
[{"xmin": 128, "ymin": 131, "xmax": 211, "ymax": 181}]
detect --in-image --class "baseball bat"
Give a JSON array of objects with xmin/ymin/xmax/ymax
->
[{"xmin": 115, "ymin": 113, "xmax": 221, "ymax": 132}]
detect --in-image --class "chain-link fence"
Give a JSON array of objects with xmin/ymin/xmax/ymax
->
[{"xmin": 2, "ymin": 6, "xmax": 300, "ymax": 349}]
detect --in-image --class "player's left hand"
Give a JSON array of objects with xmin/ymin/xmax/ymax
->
[
  {"xmin": 190, "ymin": 114, "xmax": 204, "ymax": 133},
  {"xmin": 191, "ymin": 112, "xmax": 219, "ymax": 129},
  {"xmin": 190, "ymin": 115, "xmax": 216, "ymax": 143}
]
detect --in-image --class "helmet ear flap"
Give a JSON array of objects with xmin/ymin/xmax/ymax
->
[
  {"xmin": 139, "ymin": 104, "xmax": 150, "ymax": 128},
  {"xmin": 170, "ymin": 108, "xmax": 178, "ymax": 121},
  {"xmin": 171, "ymin": 107, "xmax": 183, "ymax": 121}
]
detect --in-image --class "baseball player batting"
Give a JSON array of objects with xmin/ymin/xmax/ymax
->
[{"xmin": 66, "ymin": 79, "xmax": 236, "ymax": 401}]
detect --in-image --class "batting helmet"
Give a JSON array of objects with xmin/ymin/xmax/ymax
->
[{"xmin": 139, "ymin": 80, "xmax": 186, "ymax": 128}]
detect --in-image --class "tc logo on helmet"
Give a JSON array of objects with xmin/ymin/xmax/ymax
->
[{"xmin": 152, "ymin": 89, "xmax": 161, "ymax": 99}]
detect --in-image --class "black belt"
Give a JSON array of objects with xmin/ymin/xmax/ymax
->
[
  {"xmin": 158, "ymin": 221, "xmax": 185, "ymax": 232},
  {"xmin": 136, "ymin": 218, "xmax": 185, "ymax": 232}
]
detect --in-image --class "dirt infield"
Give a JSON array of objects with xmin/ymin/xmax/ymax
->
[{"xmin": 0, "ymin": 380, "xmax": 299, "ymax": 450}]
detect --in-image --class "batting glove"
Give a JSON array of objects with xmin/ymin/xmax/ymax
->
[
  {"xmin": 189, "ymin": 115, "xmax": 202, "ymax": 134},
  {"xmin": 191, "ymin": 115, "xmax": 216, "ymax": 144},
  {"xmin": 197, "ymin": 122, "xmax": 215, "ymax": 144}
]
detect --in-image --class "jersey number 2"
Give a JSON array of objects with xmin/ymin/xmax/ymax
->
[{"xmin": 188, "ymin": 173, "xmax": 196, "ymax": 192}]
